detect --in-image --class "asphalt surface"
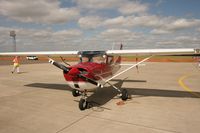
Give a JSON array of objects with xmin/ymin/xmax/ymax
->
[{"xmin": 0, "ymin": 61, "xmax": 200, "ymax": 133}]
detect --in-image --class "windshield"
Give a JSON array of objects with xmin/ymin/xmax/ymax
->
[{"xmin": 80, "ymin": 56, "xmax": 106, "ymax": 64}]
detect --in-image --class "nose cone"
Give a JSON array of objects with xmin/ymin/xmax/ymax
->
[{"xmin": 68, "ymin": 67, "xmax": 80, "ymax": 76}]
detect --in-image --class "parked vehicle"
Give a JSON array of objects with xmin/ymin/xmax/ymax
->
[{"xmin": 26, "ymin": 56, "xmax": 38, "ymax": 60}]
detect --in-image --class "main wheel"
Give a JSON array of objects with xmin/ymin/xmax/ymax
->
[
  {"xmin": 72, "ymin": 89, "xmax": 80, "ymax": 97},
  {"xmin": 121, "ymin": 89, "xmax": 128, "ymax": 101},
  {"xmin": 79, "ymin": 98, "xmax": 88, "ymax": 110}
]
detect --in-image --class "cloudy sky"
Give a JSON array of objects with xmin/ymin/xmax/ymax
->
[{"xmin": 0, "ymin": 0, "xmax": 200, "ymax": 52}]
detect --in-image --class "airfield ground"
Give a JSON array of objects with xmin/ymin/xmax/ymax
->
[{"xmin": 0, "ymin": 60, "xmax": 200, "ymax": 133}]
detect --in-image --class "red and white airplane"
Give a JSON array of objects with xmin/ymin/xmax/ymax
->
[{"xmin": 0, "ymin": 46, "xmax": 199, "ymax": 110}]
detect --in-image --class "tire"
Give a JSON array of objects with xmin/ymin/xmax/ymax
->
[
  {"xmin": 72, "ymin": 89, "xmax": 80, "ymax": 97},
  {"xmin": 121, "ymin": 89, "xmax": 128, "ymax": 101},
  {"xmin": 79, "ymin": 98, "xmax": 88, "ymax": 110}
]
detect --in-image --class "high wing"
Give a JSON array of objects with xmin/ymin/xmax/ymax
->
[
  {"xmin": 0, "ymin": 48, "xmax": 199, "ymax": 91},
  {"xmin": 106, "ymin": 48, "xmax": 199, "ymax": 56},
  {"xmin": 100, "ymin": 48, "xmax": 200, "ymax": 86},
  {"xmin": 0, "ymin": 48, "xmax": 199, "ymax": 56},
  {"xmin": 0, "ymin": 51, "xmax": 78, "ymax": 56}
]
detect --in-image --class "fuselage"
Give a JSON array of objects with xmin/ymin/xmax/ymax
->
[{"xmin": 63, "ymin": 55, "xmax": 121, "ymax": 91}]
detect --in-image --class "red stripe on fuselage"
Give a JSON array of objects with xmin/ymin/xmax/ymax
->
[{"xmin": 63, "ymin": 62, "xmax": 120, "ymax": 82}]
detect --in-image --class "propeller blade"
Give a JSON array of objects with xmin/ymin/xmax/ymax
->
[
  {"xmin": 49, "ymin": 58, "xmax": 69, "ymax": 72},
  {"xmin": 60, "ymin": 56, "xmax": 71, "ymax": 66},
  {"xmin": 49, "ymin": 58, "xmax": 103, "ymax": 88},
  {"xmin": 78, "ymin": 74, "xmax": 104, "ymax": 88}
]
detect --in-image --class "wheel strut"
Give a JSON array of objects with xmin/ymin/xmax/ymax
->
[
  {"xmin": 78, "ymin": 89, "xmax": 88, "ymax": 110},
  {"xmin": 121, "ymin": 89, "xmax": 128, "ymax": 101}
]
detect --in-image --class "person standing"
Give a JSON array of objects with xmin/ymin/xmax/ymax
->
[{"xmin": 11, "ymin": 56, "xmax": 20, "ymax": 74}]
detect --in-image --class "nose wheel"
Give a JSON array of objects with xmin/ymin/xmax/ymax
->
[
  {"xmin": 78, "ymin": 90, "xmax": 89, "ymax": 111},
  {"xmin": 79, "ymin": 98, "xmax": 88, "ymax": 110},
  {"xmin": 72, "ymin": 89, "xmax": 81, "ymax": 97}
]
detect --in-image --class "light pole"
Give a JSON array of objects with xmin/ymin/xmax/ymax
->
[{"xmin": 10, "ymin": 31, "xmax": 16, "ymax": 52}]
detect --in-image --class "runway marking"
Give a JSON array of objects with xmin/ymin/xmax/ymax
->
[{"xmin": 178, "ymin": 74, "xmax": 200, "ymax": 98}]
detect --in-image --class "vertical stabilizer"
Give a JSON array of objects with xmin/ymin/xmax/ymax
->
[
  {"xmin": 120, "ymin": 43, "xmax": 123, "ymax": 50},
  {"xmin": 115, "ymin": 43, "xmax": 123, "ymax": 64}
]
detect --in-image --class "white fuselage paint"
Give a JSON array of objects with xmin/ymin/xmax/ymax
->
[{"xmin": 67, "ymin": 81, "xmax": 98, "ymax": 91}]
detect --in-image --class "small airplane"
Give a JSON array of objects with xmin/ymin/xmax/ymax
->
[{"xmin": 0, "ymin": 45, "xmax": 200, "ymax": 110}]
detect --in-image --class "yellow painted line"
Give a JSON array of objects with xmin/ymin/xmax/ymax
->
[{"xmin": 178, "ymin": 75, "xmax": 200, "ymax": 98}]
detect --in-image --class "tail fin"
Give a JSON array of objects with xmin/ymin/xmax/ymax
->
[{"xmin": 120, "ymin": 43, "xmax": 123, "ymax": 50}]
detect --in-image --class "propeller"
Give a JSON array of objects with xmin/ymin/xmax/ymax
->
[
  {"xmin": 60, "ymin": 56, "xmax": 71, "ymax": 66},
  {"xmin": 48, "ymin": 58, "xmax": 104, "ymax": 88},
  {"xmin": 49, "ymin": 58, "xmax": 69, "ymax": 72},
  {"xmin": 67, "ymin": 67, "xmax": 104, "ymax": 88},
  {"xmin": 78, "ymin": 74, "xmax": 104, "ymax": 88}
]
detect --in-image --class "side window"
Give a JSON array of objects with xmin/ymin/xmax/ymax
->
[
  {"xmin": 93, "ymin": 56, "xmax": 106, "ymax": 64},
  {"xmin": 81, "ymin": 57, "xmax": 90, "ymax": 62},
  {"xmin": 107, "ymin": 56, "xmax": 114, "ymax": 64}
]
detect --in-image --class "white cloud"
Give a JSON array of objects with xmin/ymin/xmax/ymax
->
[
  {"xmin": 75, "ymin": 0, "xmax": 148, "ymax": 15},
  {"xmin": 78, "ymin": 16, "xmax": 103, "ymax": 29},
  {"xmin": 103, "ymin": 15, "xmax": 200, "ymax": 34},
  {"xmin": 175, "ymin": 36, "xmax": 200, "ymax": 43},
  {"xmin": 156, "ymin": 35, "xmax": 200, "ymax": 47},
  {"xmin": 150, "ymin": 29, "xmax": 172, "ymax": 34},
  {"xmin": 197, "ymin": 27, "xmax": 200, "ymax": 32},
  {"xmin": 166, "ymin": 19, "xmax": 200, "ymax": 31},
  {"xmin": 103, "ymin": 16, "xmax": 126, "ymax": 28},
  {"xmin": 0, "ymin": 26, "xmax": 84, "ymax": 51},
  {"xmin": 53, "ymin": 29, "xmax": 83, "ymax": 39},
  {"xmin": 0, "ymin": 0, "xmax": 199, "ymax": 51},
  {"xmin": 74, "ymin": 0, "xmax": 122, "ymax": 10},
  {"xmin": 118, "ymin": 1, "xmax": 148, "ymax": 15},
  {"xmin": 156, "ymin": 41, "xmax": 180, "ymax": 45},
  {"xmin": 0, "ymin": 0, "xmax": 80, "ymax": 24},
  {"xmin": 197, "ymin": 28, "xmax": 200, "ymax": 32},
  {"xmin": 98, "ymin": 29, "xmax": 138, "ymax": 41},
  {"xmin": 124, "ymin": 15, "xmax": 161, "ymax": 27},
  {"xmin": 151, "ymin": 18, "xmax": 200, "ymax": 34},
  {"xmin": 103, "ymin": 15, "xmax": 163, "ymax": 28}
]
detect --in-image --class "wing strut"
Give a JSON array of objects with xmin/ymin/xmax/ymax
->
[{"xmin": 105, "ymin": 56, "xmax": 153, "ymax": 83}]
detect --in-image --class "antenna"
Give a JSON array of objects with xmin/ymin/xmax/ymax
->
[{"xmin": 10, "ymin": 30, "xmax": 16, "ymax": 52}]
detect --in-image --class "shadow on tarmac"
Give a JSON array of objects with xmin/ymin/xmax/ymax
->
[
  {"xmin": 111, "ymin": 79, "xmax": 147, "ymax": 83},
  {"xmin": 25, "ymin": 80, "xmax": 200, "ymax": 111}
]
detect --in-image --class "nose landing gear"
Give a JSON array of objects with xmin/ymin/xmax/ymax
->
[
  {"xmin": 72, "ymin": 89, "xmax": 88, "ymax": 111},
  {"xmin": 72, "ymin": 89, "xmax": 81, "ymax": 97},
  {"xmin": 79, "ymin": 98, "xmax": 88, "ymax": 110},
  {"xmin": 72, "ymin": 86, "xmax": 128, "ymax": 111}
]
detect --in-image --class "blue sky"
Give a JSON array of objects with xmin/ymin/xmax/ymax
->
[
  {"xmin": 0, "ymin": 0, "xmax": 200, "ymax": 52},
  {"xmin": 148, "ymin": 0, "xmax": 200, "ymax": 18}
]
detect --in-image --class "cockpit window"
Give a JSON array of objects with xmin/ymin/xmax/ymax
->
[
  {"xmin": 93, "ymin": 56, "xmax": 106, "ymax": 63},
  {"xmin": 79, "ymin": 51, "xmax": 106, "ymax": 64},
  {"xmin": 80, "ymin": 56, "xmax": 106, "ymax": 63},
  {"xmin": 81, "ymin": 57, "xmax": 90, "ymax": 63},
  {"xmin": 107, "ymin": 56, "xmax": 114, "ymax": 64}
]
